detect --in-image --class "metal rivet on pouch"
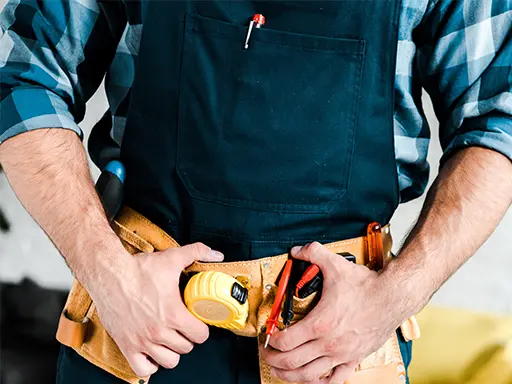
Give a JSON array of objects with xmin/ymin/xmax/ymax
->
[
  {"xmin": 397, "ymin": 365, "xmax": 405, "ymax": 372},
  {"xmin": 263, "ymin": 262, "xmax": 270, "ymax": 268},
  {"xmin": 384, "ymin": 227, "xmax": 390, "ymax": 234},
  {"xmin": 139, "ymin": 380, "xmax": 145, "ymax": 384},
  {"xmin": 265, "ymin": 284, "xmax": 272, "ymax": 290},
  {"xmin": 399, "ymin": 374, "xmax": 406, "ymax": 381}
]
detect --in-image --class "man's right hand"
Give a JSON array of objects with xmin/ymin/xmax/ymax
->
[
  {"xmin": 0, "ymin": 131, "xmax": 223, "ymax": 376},
  {"xmin": 87, "ymin": 242, "xmax": 224, "ymax": 377}
]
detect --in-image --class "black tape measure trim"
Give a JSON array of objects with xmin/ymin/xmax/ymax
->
[{"xmin": 231, "ymin": 282, "xmax": 249, "ymax": 304}]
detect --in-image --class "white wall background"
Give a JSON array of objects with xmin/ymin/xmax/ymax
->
[{"xmin": 0, "ymin": 0, "xmax": 510, "ymax": 313}]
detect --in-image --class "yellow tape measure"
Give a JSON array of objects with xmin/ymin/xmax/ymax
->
[{"xmin": 184, "ymin": 271, "xmax": 250, "ymax": 330}]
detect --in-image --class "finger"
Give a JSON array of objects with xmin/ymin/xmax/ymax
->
[
  {"xmin": 261, "ymin": 339, "xmax": 324, "ymax": 370},
  {"xmin": 290, "ymin": 242, "xmax": 339, "ymax": 278},
  {"xmin": 126, "ymin": 352, "xmax": 159, "ymax": 377},
  {"xmin": 306, "ymin": 372, "xmax": 333, "ymax": 384},
  {"xmin": 177, "ymin": 242, "xmax": 224, "ymax": 267},
  {"xmin": 304, "ymin": 373, "xmax": 333, "ymax": 384},
  {"xmin": 271, "ymin": 357, "xmax": 336, "ymax": 383},
  {"xmin": 328, "ymin": 362, "xmax": 358, "ymax": 384},
  {"xmin": 172, "ymin": 304, "xmax": 210, "ymax": 344},
  {"xmin": 145, "ymin": 344, "xmax": 181, "ymax": 370},
  {"xmin": 152, "ymin": 328, "xmax": 194, "ymax": 355},
  {"xmin": 269, "ymin": 311, "xmax": 321, "ymax": 351}
]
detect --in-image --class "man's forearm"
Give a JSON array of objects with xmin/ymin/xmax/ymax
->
[
  {"xmin": 383, "ymin": 146, "xmax": 512, "ymax": 319},
  {"xmin": 0, "ymin": 129, "xmax": 127, "ymax": 287}
]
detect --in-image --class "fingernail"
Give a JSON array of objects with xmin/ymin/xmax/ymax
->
[
  {"xmin": 210, "ymin": 250, "xmax": 224, "ymax": 260},
  {"xmin": 290, "ymin": 246, "xmax": 303, "ymax": 256}
]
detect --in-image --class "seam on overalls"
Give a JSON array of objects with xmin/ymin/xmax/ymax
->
[
  {"xmin": 188, "ymin": 28, "xmax": 365, "ymax": 54},
  {"xmin": 188, "ymin": 224, "xmax": 352, "ymax": 243},
  {"xmin": 177, "ymin": 168, "xmax": 345, "ymax": 213}
]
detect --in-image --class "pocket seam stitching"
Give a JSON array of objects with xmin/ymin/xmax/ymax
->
[
  {"xmin": 177, "ymin": 170, "xmax": 347, "ymax": 213},
  {"xmin": 188, "ymin": 27, "xmax": 365, "ymax": 54}
]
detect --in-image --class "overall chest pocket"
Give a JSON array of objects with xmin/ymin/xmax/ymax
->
[{"xmin": 177, "ymin": 14, "xmax": 365, "ymax": 213}]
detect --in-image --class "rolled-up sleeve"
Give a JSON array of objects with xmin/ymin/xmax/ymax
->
[
  {"xmin": 0, "ymin": 0, "xmax": 125, "ymax": 144},
  {"xmin": 415, "ymin": 0, "xmax": 512, "ymax": 163}
]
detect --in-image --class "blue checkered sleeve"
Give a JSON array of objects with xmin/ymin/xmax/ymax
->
[
  {"xmin": 0, "ymin": 0, "xmax": 126, "ymax": 144},
  {"xmin": 416, "ymin": 0, "xmax": 512, "ymax": 164}
]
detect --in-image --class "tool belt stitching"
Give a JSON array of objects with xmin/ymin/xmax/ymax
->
[
  {"xmin": 112, "ymin": 221, "xmax": 154, "ymax": 253},
  {"xmin": 124, "ymin": 207, "xmax": 180, "ymax": 248},
  {"xmin": 325, "ymin": 238, "xmax": 364, "ymax": 247}
]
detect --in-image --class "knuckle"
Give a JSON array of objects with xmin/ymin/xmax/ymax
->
[
  {"xmin": 191, "ymin": 242, "xmax": 210, "ymax": 257},
  {"xmin": 165, "ymin": 310, "xmax": 179, "ymax": 326},
  {"xmin": 147, "ymin": 325, "xmax": 162, "ymax": 342},
  {"xmin": 274, "ymin": 369, "xmax": 290, "ymax": 381},
  {"xmin": 303, "ymin": 242, "xmax": 325, "ymax": 263},
  {"xmin": 274, "ymin": 338, "xmax": 291, "ymax": 352},
  {"xmin": 308, "ymin": 242, "xmax": 323, "ymax": 254},
  {"xmin": 281, "ymin": 357, "xmax": 299, "ymax": 370},
  {"xmin": 331, "ymin": 376, "xmax": 347, "ymax": 384},
  {"xmin": 135, "ymin": 334, "xmax": 146, "ymax": 348},
  {"xmin": 324, "ymin": 339, "xmax": 338, "ymax": 354},
  {"xmin": 312, "ymin": 319, "xmax": 331, "ymax": 336},
  {"xmin": 302, "ymin": 371, "xmax": 320, "ymax": 383}
]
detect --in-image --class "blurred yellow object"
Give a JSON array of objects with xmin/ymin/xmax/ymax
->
[{"xmin": 409, "ymin": 306, "xmax": 512, "ymax": 384}]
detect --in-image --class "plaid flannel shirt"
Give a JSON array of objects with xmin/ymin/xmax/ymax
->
[{"xmin": 1, "ymin": 0, "xmax": 511, "ymax": 202}]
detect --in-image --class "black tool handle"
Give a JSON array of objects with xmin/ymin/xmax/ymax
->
[{"xmin": 95, "ymin": 160, "xmax": 125, "ymax": 222}]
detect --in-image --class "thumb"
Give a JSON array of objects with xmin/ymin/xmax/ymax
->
[
  {"xmin": 290, "ymin": 242, "xmax": 338, "ymax": 274},
  {"xmin": 178, "ymin": 242, "xmax": 224, "ymax": 267}
]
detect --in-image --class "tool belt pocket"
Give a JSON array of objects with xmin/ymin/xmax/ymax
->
[
  {"xmin": 254, "ymin": 282, "xmax": 319, "ymax": 339},
  {"xmin": 291, "ymin": 292, "xmax": 320, "ymax": 321}
]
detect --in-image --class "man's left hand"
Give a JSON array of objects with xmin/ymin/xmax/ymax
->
[{"xmin": 261, "ymin": 242, "xmax": 404, "ymax": 383}]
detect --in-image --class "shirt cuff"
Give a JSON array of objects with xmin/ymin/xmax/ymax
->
[
  {"xmin": 0, "ymin": 87, "xmax": 83, "ymax": 144},
  {"xmin": 441, "ymin": 114, "xmax": 512, "ymax": 165}
]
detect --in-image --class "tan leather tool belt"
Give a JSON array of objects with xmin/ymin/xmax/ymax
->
[{"xmin": 56, "ymin": 207, "xmax": 420, "ymax": 384}]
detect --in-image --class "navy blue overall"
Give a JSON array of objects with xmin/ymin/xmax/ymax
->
[{"xmin": 57, "ymin": 1, "xmax": 412, "ymax": 383}]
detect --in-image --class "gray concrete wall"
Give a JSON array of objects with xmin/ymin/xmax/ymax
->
[{"xmin": 0, "ymin": 0, "xmax": 510, "ymax": 313}]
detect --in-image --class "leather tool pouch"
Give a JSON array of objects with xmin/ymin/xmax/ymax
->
[{"xmin": 56, "ymin": 207, "xmax": 420, "ymax": 384}]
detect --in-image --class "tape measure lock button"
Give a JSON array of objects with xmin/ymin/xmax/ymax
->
[
  {"xmin": 184, "ymin": 271, "xmax": 249, "ymax": 331},
  {"xmin": 231, "ymin": 282, "xmax": 249, "ymax": 305}
]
